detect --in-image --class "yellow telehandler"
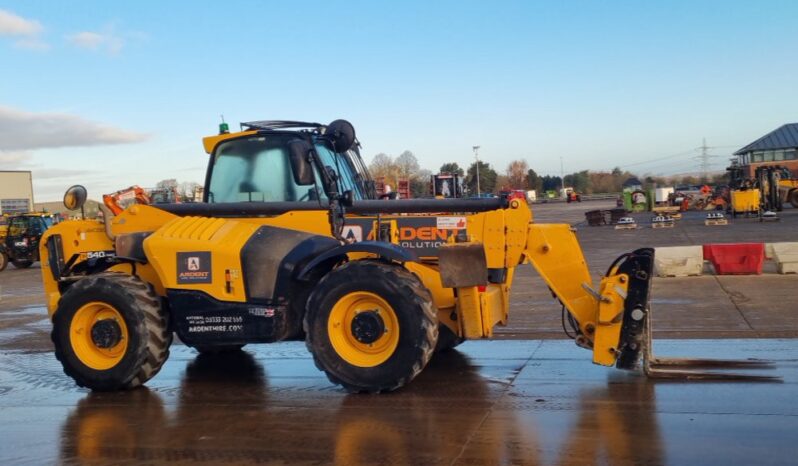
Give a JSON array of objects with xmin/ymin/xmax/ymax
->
[{"xmin": 39, "ymin": 120, "xmax": 774, "ymax": 392}]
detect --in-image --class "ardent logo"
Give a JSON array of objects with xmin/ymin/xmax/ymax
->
[
  {"xmin": 398, "ymin": 227, "xmax": 456, "ymax": 241},
  {"xmin": 187, "ymin": 257, "xmax": 201, "ymax": 271},
  {"xmin": 177, "ymin": 251, "xmax": 212, "ymax": 284},
  {"xmin": 342, "ymin": 225, "xmax": 363, "ymax": 243}
]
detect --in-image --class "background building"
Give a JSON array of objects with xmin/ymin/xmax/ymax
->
[
  {"xmin": 0, "ymin": 171, "xmax": 34, "ymax": 214},
  {"xmin": 34, "ymin": 200, "xmax": 100, "ymax": 219},
  {"xmin": 734, "ymin": 123, "xmax": 798, "ymax": 177}
]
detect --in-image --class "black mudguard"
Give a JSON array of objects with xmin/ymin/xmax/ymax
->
[{"xmin": 296, "ymin": 241, "xmax": 417, "ymax": 281}]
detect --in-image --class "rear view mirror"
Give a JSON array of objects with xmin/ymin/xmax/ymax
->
[
  {"xmin": 326, "ymin": 119, "xmax": 356, "ymax": 153},
  {"xmin": 63, "ymin": 185, "xmax": 88, "ymax": 211},
  {"xmin": 287, "ymin": 140, "xmax": 316, "ymax": 186}
]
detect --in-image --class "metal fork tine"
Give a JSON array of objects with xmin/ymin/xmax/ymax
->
[
  {"xmin": 644, "ymin": 365, "xmax": 782, "ymax": 382},
  {"xmin": 642, "ymin": 309, "xmax": 780, "ymax": 382},
  {"xmin": 648, "ymin": 357, "xmax": 775, "ymax": 369}
]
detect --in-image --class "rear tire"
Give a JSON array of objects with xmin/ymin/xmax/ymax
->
[
  {"xmin": 304, "ymin": 260, "xmax": 438, "ymax": 393},
  {"xmin": 52, "ymin": 273, "xmax": 172, "ymax": 391},
  {"xmin": 12, "ymin": 259, "xmax": 33, "ymax": 269}
]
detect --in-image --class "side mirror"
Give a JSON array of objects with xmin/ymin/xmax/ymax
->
[
  {"xmin": 63, "ymin": 185, "xmax": 88, "ymax": 211},
  {"xmin": 326, "ymin": 119, "xmax": 356, "ymax": 153},
  {"xmin": 287, "ymin": 140, "xmax": 316, "ymax": 186}
]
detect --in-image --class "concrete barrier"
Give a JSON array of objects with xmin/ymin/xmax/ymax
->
[
  {"xmin": 765, "ymin": 242, "xmax": 776, "ymax": 260},
  {"xmin": 654, "ymin": 245, "xmax": 704, "ymax": 277},
  {"xmin": 770, "ymin": 242, "xmax": 798, "ymax": 274}
]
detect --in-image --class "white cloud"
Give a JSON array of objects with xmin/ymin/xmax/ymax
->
[
  {"xmin": 67, "ymin": 29, "xmax": 124, "ymax": 55},
  {"xmin": 67, "ymin": 31, "xmax": 103, "ymax": 49},
  {"xmin": 13, "ymin": 37, "xmax": 49, "ymax": 51},
  {"xmin": 0, "ymin": 150, "xmax": 31, "ymax": 164},
  {"xmin": 0, "ymin": 105, "xmax": 148, "ymax": 151},
  {"xmin": 0, "ymin": 9, "xmax": 49, "ymax": 51},
  {"xmin": 32, "ymin": 167, "xmax": 95, "ymax": 179},
  {"xmin": 0, "ymin": 9, "xmax": 42, "ymax": 36}
]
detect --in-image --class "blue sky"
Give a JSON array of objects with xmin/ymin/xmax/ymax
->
[{"xmin": 1, "ymin": 1, "xmax": 796, "ymax": 200}]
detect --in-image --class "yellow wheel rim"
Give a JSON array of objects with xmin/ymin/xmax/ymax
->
[
  {"xmin": 69, "ymin": 302, "xmax": 129, "ymax": 370},
  {"xmin": 328, "ymin": 291, "xmax": 399, "ymax": 367}
]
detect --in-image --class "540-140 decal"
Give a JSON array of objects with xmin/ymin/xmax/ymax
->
[{"xmin": 85, "ymin": 250, "xmax": 115, "ymax": 260}]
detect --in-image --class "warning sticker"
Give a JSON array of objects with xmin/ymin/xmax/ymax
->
[
  {"xmin": 342, "ymin": 225, "xmax": 363, "ymax": 243},
  {"xmin": 436, "ymin": 217, "xmax": 467, "ymax": 230},
  {"xmin": 177, "ymin": 251, "xmax": 212, "ymax": 284}
]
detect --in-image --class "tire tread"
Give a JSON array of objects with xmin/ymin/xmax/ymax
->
[
  {"xmin": 304, "ymin": 260, "xmax": 437, "ymax": 393},
  {"xmin": 51, "ymin": 273, "xmax": 171, "ymax": 390}
]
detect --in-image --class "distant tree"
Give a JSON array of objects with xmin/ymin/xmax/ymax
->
[
  {"xmin": 369, "ymin": 153, "xmax": 394, "ymax": 177},
  {"xmin": 395, "ymin": 150, "xmax": 420, "ymax": 179},
  {"xmin": 466, "ymin": 161, "xmax": 497, "ymax": 194},
  {"xmin": 526, "ymin": 169, "xmax": 543, "ymax": 193},
  {"xmin": 370, "ymin": 151, "xmax": 434, "ymax": 198},
  {"xmin": 505, "ymin": 159, "xmax": 529, "ymax": 189},
  {"xmin": 588, "ymin": 171, "xmax": 616, "ymax": 193},
  {"xmin": 710, "ymin": 173, "xmax": 727, "ymax": 185},
  {"xmin": 410, "ymin": 168, "xmax": 432, "ymax": 198},
  {"xmin": 439, "ymin": 162, "xmax": 464, "ymax": 176},
  {"xmin": 640, "ymin": 175, "xmax": 668, "ymax": 189},
  {"xmin": 156, "ymin": 178, "xmax": 178, "ymax": 190},
  {"xmin": 369, "ymin": 153, "xmax": 402, "ymax": 184},
  {"xmin": 177, "ymin": 181, "xmax": 201, "ymax": 200},
  {"xmin": 495, "ymin": 174, "xmax": 510, "ymax": 191},
  {"xmin": 563, "ymin": 170, "xmax": 590, "ymax": 193},
  {"xmin": 541, "ymin": 175, "xmax": 562, "ymax": 192},
  {"xmin": 677, "ymin": 175, "xmax": 699, "ymax": 187}
]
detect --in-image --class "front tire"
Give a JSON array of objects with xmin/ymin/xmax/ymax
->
[
  {"xmin": 304, "ymin": 260, "xmax": 438, "ymax": 393},
  {"xmin": 52, "ymin": 273, "xmax": 172, "ymax": 391},
  {"xmin": 0, "ymin": 250, "xmax": 7, "ymax": 272}
]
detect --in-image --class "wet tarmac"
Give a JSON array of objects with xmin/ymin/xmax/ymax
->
[
  {"xmin": 1, "ymin": 340, "xmax": 796, "ymax": 465},
  {"xmin": 1, "ymin": 202, "xmax": 797, "ymax": 465}
]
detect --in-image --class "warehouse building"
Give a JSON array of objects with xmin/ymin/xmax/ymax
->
[
  {"xmin": 734, "ymin": 123, "xmax": 798, "ymax": 178},
  {"xmin": 0, "ymin": 171, "xmax": 34, "ymax": 214}
]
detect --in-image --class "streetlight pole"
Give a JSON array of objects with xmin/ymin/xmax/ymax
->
[
  {"xmin": 473, "ymin": 145, "xmax": 481, "ymax": 196},
  {"xmin": 560, "ymin": 156, "xmax": 565, "ymax": 199}
]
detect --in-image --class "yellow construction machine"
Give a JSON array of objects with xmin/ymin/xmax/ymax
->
[
  {"xmin": 39, "ymin": 120, "xmax": 775, "ymax": 392},
  {"xmin": 779, "ymin": 177, "xmax": 798, "ymax": 208}
]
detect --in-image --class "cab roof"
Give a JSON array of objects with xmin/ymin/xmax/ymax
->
[{"xmin": 201, "ymin": 121, "xmax": 328, "ymax": 155}]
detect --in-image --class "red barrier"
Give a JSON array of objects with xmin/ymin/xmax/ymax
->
[
  {"xmin": 703, "ymin": 243, "xmax": 765, "ymax": 275},
  {"xmin": 702, "ymin": 244, "xmax": 713, "ymax": 262}
]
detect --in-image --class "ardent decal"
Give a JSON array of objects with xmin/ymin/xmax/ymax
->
[{"xmin": 177, "ymin": 251, "xmax": 212, "ymax": 284}]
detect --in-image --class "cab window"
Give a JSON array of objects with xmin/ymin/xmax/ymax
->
[{"xmin": 208, "ymin": 135, "xmax": 325, "ymax": 203}]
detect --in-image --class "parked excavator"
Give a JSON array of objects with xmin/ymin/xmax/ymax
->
[{"xmin": 39, "ymin": 119, "xmax": 776, "ymax": 392}]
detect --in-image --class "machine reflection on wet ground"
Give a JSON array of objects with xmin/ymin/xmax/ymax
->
[{"xmin": 0, "ymin": 339, "xmax": 794, "ymax": 465}]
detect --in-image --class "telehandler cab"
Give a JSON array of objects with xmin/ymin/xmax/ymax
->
[{"xmin": 39, "ymin": 119, "xmax": 775, "ymax": 392}]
